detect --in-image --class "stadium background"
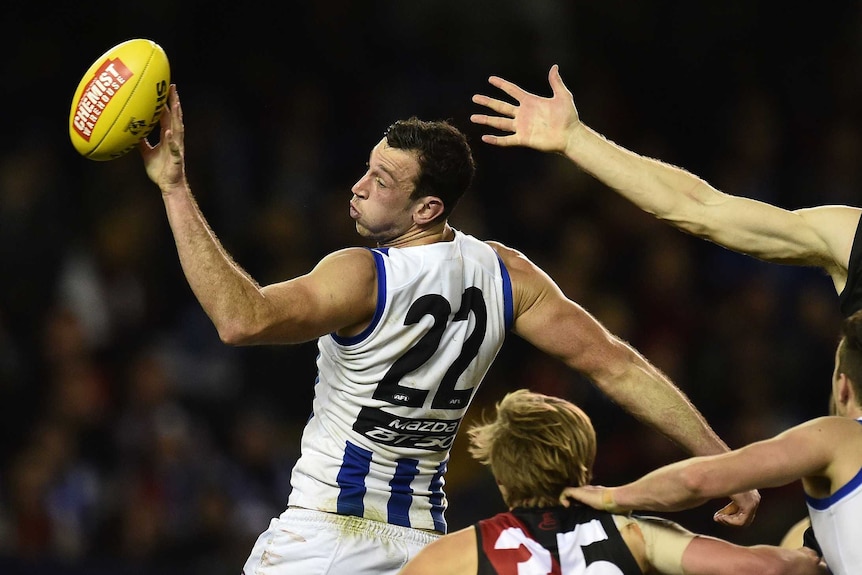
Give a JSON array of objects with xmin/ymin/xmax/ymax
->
[{"xmin": 1, "ymin": 2, "xmax": 859, "ymax": 573}]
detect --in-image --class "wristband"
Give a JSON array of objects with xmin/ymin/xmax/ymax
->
[{"xmin": 602, "ymin": 488, "xmax": 618, "ymax": 513}]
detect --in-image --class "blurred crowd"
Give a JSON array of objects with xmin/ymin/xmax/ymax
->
[{"xmin": 3, "ymin": 2, "xmax": 862, "ymax": 573}]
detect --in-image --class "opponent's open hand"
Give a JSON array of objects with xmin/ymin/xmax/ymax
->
[{"xmin": 471, "ymin": 64, "xmax": 581, "ymax": 154}]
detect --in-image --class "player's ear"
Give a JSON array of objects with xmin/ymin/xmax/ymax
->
[
  {"xmin": 842, "ymin": 374, "xmax": 858, "ymax": 406},
  {"xmin": 836, "ymin": 373, "xmax": 853, "ymax": 408},
  {"xmin": 413, "ymin": 196, "xmax": 445, "ymax": 225}
]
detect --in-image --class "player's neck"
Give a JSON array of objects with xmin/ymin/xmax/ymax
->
[
  {"xmin": 509, "ymin": 497, "xmax": 560, "ymax": 509},
  {"xmin": 378, "ymin": 222, "xmax": 454, "ymax": 248}
]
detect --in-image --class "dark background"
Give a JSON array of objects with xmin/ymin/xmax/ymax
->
[{"xmin": 2, "ymin": 2, "xmax": 860, "ymax": 573}]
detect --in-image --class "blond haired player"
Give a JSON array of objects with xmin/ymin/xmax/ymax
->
[
  {"xmin": 563, "ymin": 310, "xmax": 862, "ymax": 574},
  {"xmin": 400, "ymin": 390, "xmax": 825, "ymax": 575},
  {"xmin": 139, "ymin": 85, "xmax": 757, "ymax": 575}
]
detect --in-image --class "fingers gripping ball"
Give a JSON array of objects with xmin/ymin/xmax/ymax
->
[{"xmin": 69, "ymin": 39, "xmax": 170, "ymax": 161}]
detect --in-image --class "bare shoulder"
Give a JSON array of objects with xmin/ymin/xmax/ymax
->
[
  {"xmin": 775, "ymin": 416, "xmax": 861, "ymax": 478},
  {"xmin": 792, "ymin": 415, "xmax": 860, "ymax": 438},
  {"xmin": 294, "ymin": 246, "xmax": 378, "ymax": 304},
  {"xmin": 485, "ymin": 240, "xmax": 535, "ymax": 272},
  {"xmin": 261, "ymin": 246, "xmax": 378, "ymax": 342},
  {"xmin": 398, "ymin": 527, "xmax": 477, "ymax": 575},
  {"xmin": 768, "ymin": 416, "xmax": 853, "ymax": 458},
  {"xmin": 311, "ymin": 246, "xmax": 379, "ymax": 311},
  {"xmin": 484, "ymin": 240, "xmax": 556, "ymax": 287},
  {"xmin": 485, "ymin": 240, "xmax": 559, "ymax": 319},
  {"xmin": 315, "ymin": 246, "xmax": 377, "ymax": 274},
  {"xmin": 801, "ymin": 415, "xmax": 862, "ymax": 459}
]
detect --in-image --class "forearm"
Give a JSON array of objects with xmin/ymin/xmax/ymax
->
[
  {"xmin": 163, "ymin": 184, "xmax": 266, "ymax": 342},
  {"xmin": 563, "ymin": 124, "xmax": 716, "ymax": 223},
  {"xmin": 609, "ymin": 459, "xmax": 713, "ymax": 513},
  {"xmin": 580, "ymin": 334, "xmax": 760, "ymax": 526},
  {"xmin": 590, "ymin": 346, "xmax": 728, "ymax": 458},
  {"xmin": 680, "ymin": 537, "xmax": 824, "ymax": 575}
]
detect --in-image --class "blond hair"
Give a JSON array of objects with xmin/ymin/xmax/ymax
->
[{"xmin": 468, "ymin": 389, "xmax": 596, "ymax": 508}]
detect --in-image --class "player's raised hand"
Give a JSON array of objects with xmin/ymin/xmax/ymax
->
[
  {"xmin": 471, "ymin": 64, "xmax": 581, "ymax": 154},
  {"xmin": 140, "ymin": 84, "xmax": 187, "ymax": 195}
]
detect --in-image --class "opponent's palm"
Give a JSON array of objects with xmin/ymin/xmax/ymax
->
[{"xmin": 471, "ymin": 64, "xmax": 580, "ymax": 154}]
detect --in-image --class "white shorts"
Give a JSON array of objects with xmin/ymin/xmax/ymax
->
[{"xmin": 241, "ymin": 507, "xmax": 440, "ymax": 575}]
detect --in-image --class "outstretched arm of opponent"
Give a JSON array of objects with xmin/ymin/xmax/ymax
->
[{"xmin": 472, "ymin": 66, "xmax": 861, "ymax": 294}]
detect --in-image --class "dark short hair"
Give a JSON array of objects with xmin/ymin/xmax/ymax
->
[
  {"xmin": 839, "ymin": 310, "xmax": 862, "ymax": 399},
  {"xmin": 384, "ymin": 117, "xmax": 475, "ymax": 222}
]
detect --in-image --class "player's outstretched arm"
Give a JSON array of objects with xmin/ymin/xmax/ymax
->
[
  {"xmin": 493, "ymin": 240, "xmax": 759, "ymax": 525},
  {"xmin": 472, "ymin": 66, "xmax": 861, "ymax": 294},
  {"xmin": 563, "ymin": 418, "xmax": 838, "ymax": 526},
  {"xmin": 139, "ymin": 86, "xmax": 377, "ymax": 346}
]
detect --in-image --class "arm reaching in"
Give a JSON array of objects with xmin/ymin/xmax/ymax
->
[
  {"xmin": 680, "ymin": 536, "xmax": 826, "ymax": 575},
  {"xmin": 560, "ymin": 417, "xmax": 842, "ymax": 525},
  {"xmin": 472, "ymin": 65, "xmax": 861, "ymax": 294},
  {"xmin": 494, "ymin": 241, "xmax": 759, "ymax": 526}
]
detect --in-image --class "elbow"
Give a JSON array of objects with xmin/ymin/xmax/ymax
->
[
  {"xmin": 656, "ymin": 181, "xmax": 725, "ymax": 236},
  {"xmin": 216, "ymin": 326, "xmax": 250, "ymax": 346},
  {"xmin": 218, "ymin": 329, "xmax": 247, "ymax": 346},
  {"xmin": 215, "ymin": 318, "xmax": 264, "ymax": 346},
  {"xmin": 676, "ymin": 465, "xmax": 713, "ymax": 502}
]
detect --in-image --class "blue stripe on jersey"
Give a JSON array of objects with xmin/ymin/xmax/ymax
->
[
  {"xmin": 331, "ymin": 249, "xmax": 388, "ymax": 346},
  {"xmin": 497, "ymin": 255, "xmax": 514, "ymax": 331},
  {"xmin": 806, "ymin": 465, "xmax": 862, "ymax": 510},
  {"xmin": 307, "ymin": 374, "xmax": 319, "ymax": 423},
  {"xmin": 388, "ymin": 458, "xmax": 420, "ymax": 527},
  {"xmin": 336, "ymin": 441, "xmax": 372, "ymax": 516},
  {"xmin": 429, "ymin": 458, "xmax": 448, "ymax": 533}
]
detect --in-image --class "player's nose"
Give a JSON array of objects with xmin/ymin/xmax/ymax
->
[{"xmin": 351, "ymin": 174, "xmax": 370, "ymax": 197}]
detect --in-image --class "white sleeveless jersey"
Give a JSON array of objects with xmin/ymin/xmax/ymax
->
[
  {"xmin": 805, "ymin": 418, "xmax": 862, "ymax": 575},
  {"xmin": 287, "ymin": 230, "xmax": 514, "ymax": 533}
]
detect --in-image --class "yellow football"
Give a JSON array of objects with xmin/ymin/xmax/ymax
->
[{"xmin": 69, "ymin": 39, "xmax": 170, "ymax": 161}]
